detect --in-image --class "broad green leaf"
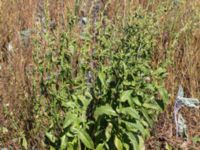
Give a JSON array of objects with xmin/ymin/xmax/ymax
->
[
  {"xmin": 123, "ymin": 143, "xmax": 130, "ymax": 150},
  {"xmin": 50, "ymin": 146, "xmax": 56, "ymax": 150},
  {"xmin": 22, "ymin": 136, "xmax": 28, "ymax": 150},
  {"xmin": 76, "ymin": 128, "xmax": 94, "ymax": 149},
  {"xmin": 132, "ymin": 97, "xmax": 142, "ymax": 106},
  {"xmin": 138, "ymin": 136, "xmax": 145, "ymax": 150},
  {"xmin": 77, "ymin": 95, "xmax": 90, "ymax": 108},
  {"xmin": 140, "ymin": 109, "xmax": 153, "ymax": 126},
  {"xmin": 96, "ymin": 143, "xmax": 104, "ymax": 150},
  {"xmin": 140, "ymin": 119, "xmax": 149, "ymax": 128},
  {"xmin": 66, "ymin": 101, "xmax": 77, "ymax": 108},
  {"xmin": 98, "ymin": 71, "xmax": 106, "ymax": 87},
  {"xmin": 145, "ymin": 83, "xmax": 155, "ymax": 91},
  {"xmin": 94, "ymin": 105, "xmax": 117, "ymax": 119},
  {"xmin": 132, "ymin": 121, "xmax": 147, "ymax": 137},
  {"xmin": 127, "ymin": 133, "xmax": 139, "ymax": 150},
  {"xmin": 63, "ymin": 114, "xmax": 77, "ymax": 128},
  {"xmin": 158, "ymin": 87, "xmax": 169, "ymax": 104},
  {"xmin": 105, "ymin": 123, "xmax": 113, "ymax": 141},
  {"xmin": 119, "ymin": 107, "xmax": 140, "ymax": 119},
  {"xmin": 120, "ymin": 90, "xmax": 132, "ymax": 102},
  {"xmin": 143, "ymin": 102, "xmax": 161, "ymax": 111},
  {"xmin": 85, "ymin": 90, "xmax": 93, "ymax": 100},
  {"xmin": 66, "ymin": 132, "xmax": 74, "ymax": 138},
  {"xmin": 122, "ymin": 120, "xmax": 138, "ymax": 132},
  {"xmin": 67, "ymin": 142, "xmax": 75, "ymax": 150},
  {"xmin": 45, "ymin": 132, "xmax": 56, "ymax": 143},
  {"xmin": 114, "ymin": 136, "xmax": 123, "ymax": 150},
  {"xmin": 154, "ymin": 67, "xmax": 166, "ymax": 76},
  {"xmin": 63, "ymin": 119, "xmax": 73, "ymax": 129},
  {"xmin": 60, "ymin": 135, "xmax": 67, "ymax": 150}
]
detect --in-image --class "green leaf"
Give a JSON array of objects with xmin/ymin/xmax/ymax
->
[
  {"xmin": 77, "ymin": 95, "xmax": 90, "ymax": 108},
  {"xmin": 192, "ymin": 136, "xmax": 200, "ymax": 143},
  {"xmin": 67, "ymin": 142, "xmax": 74, "ymax": 150},
  {"xmin": 140, "ymin": 119, "xmax": 149, "ymax": 128},
  {"xmin": 123, "ymin": 143, "xmax": 130, "ymax": 150},
  {"xmin": 63, "ymin": 114, "xmax": 77, "ymax": 128},
  {"xmin": 65, "ymin": 101, "xmax": 77, "ymax": 109},
  {"xmin": 143, "ymin": 102, "xmax": 161, "ymax": 111},
  {"xmin": 140, "ymin": 109, "xmax": 153, "ymax": 126},
  {"xmin": 22, "ymin": 136, "xmax": 28, "ymax": 150},
  {"xmin": 158, "ymin": 87, "xmax": 169, "ymax": 104},
  {"xmin": 120, "ymin": 90, "xmax": 132, "ymax": 102},
  {"xmin": 60, "ymin": 135, "xmax": 67, "ymax": 150},
  {"xmin": 154, "ymin": 67, "xmax": 166, "ymax": 76},
  {"xmin": 76, "ymin": 128, "xmax": 94, "ymax": 149},
  {"xmin": 45, "ymin": 132, "xmax": 56, "ymax": 143},
  {"xmin": 114, "ymin": 136, "xmax": 123, "ymax": 150},
  {"xmin": 145, "ymin": 84, "xmax": 155, "ymax": 91},
  {"xmin": 138, "ymin": 136, "xmax": 145, "ymax": 150},
  {"xmin": 118, "ymin": 107, "xmax": 140, "ymax": 119},
  {"xmin": 127, "ymin": 133, "xmax": 139, "ymax": 150},
  {"xmin": 122, "ymin": 120, "xmax": 138, "ymax": 132},
  {"xmin": 165, "ymin": 143, "xmax": 173, "ymax": 150},
  {"xmin": 96, "ymin": 143, "xmax": 104, "ymax": 150},
  {"xmin": 132, "ymin": 121, "xmax": 147, "ymax": 137},
  {"xmin": 105, "ymin": 123, "xmax": 113, "ymax": 141},
  {"xmin": 131, "ymin": 97, "xmax": 142, "ymax": 106},
  {"xmin": 94, "ymin": 105, "xmax": 117, "ymax": 120},
  {"xmin": 98, "ymin": 71, "xmax": 106, "ymax": 87},
  {"xmin": 50, "ymin": 146, "xmax": 56, "ymax": 150}
]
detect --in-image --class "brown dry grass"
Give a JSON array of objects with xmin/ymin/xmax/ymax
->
[
  {"xmin": 147, "ymin": 0, "xmax": 200, "ymax": 149},
  {"xmin": 0, "ymin": 0, "xmax": 38, "ymax": 148}
]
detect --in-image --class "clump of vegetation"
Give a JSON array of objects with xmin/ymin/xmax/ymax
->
[{"xmin": 32, "ymin": 5, "xmax": 168, "ymax": 149}]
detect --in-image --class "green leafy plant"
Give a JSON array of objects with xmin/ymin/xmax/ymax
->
[{"xmin": 33, "ymin": 6, "xmax": 169, "ymax": 150}]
